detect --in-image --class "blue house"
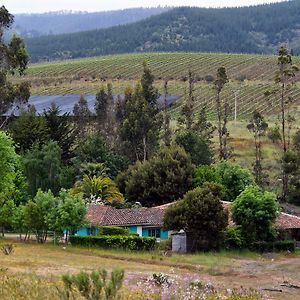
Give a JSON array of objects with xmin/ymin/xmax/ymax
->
[{"xmin": 76, "ymin": 205, "xmax": 170, "ymax": 240}]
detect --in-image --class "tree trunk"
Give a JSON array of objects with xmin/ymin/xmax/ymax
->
[
  {"xmin": 281, "ymin": 82, "xmax": 288, "ymax": 202},
  {"xmin": 216, "ymin": 92, "xmax": 223, "ymax": 160},
  {"xmin": 143, "ymin": 135, "xmax": 147, "ymax": 162}
]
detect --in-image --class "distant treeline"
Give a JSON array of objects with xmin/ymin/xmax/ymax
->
[
  {"xmin": 26, "ymin": 1, "xmax": 300, "ymax": 62},
  {"xmin": 9, "ymin": 7, "xmax": 170, "ymax": 38}
]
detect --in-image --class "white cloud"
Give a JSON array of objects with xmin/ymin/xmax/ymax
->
[{"xmin": 1, "ymin": 0, "xmax": 286, "ymax": 14}]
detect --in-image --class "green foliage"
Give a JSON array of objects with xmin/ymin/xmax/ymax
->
[
  {"xmin": 141, "ymin": 61, "xmax": 159, "ymax": 108},
  {"xmin": 215, "ymin": 66, "xmax": 231, "ymax": 160},
  {"xmin": 232, "ymin": 186, "xmax": 279, "ymax": 245},
  {"xmin": 74, "ymin": 134, "xmax": 129, "ymax": 178},
  {"xmin": 252, "ymin": 240, "xmax": 295, "ymax": 253},
  {"xmin": 267, "ymin": 124, "xmax": 282, "ymax": 143},
  {"xmin": 193, "ymin": 162, "xmax": 254, "ymax": 201},
  {"xmin": 117, "ymin": 145, "xmax": 193, "ymax": 207},
  {"xmin": 119, "ymin": 83, "xmax": 161, "ymax": 161},
  {"xmin": 98, "ymin": 226, "xmax": 135, "ymax": 236},
  {"xmin": 163, "ymin": 183, "xmax": 228, "ymax": 251},
  {"xmin": 247, "ymin": 110, "xmax": 268, "ymax": 186},
  {"xmin": 69, "ymin": 235, "xmax": 156, "ymax": 251},
  {"xmin": 193, "ymin": 165, "xmax": 221, "ymax": 188},
  {"xmin": 73, "ymin": 175, "xmax": 124, "ymax": 205},
  {"xmin": 0, "ymin": 6, "xmax": 29, "ymax": 115},
  {"xmin": 22, "ymin": 141, "xmax": 69, "ymax": 196},
  {"xmin": 224, "ymin": 226, "xmax": 245, "ymax": 250},
  {"xmin": 9, "ymin": 108, "xmax": 49, "ymax": 153},
  {"xmin": 0, "ymin": 131, "xmax": 19, "ymax": 193},
  {"xmin": 216, "ymin": 161, "xmax": 255, "ymax": 201},
  {"xmin": 283, "ymin": 129, "xmax": 300, "ymax": 205},
  {"xmin": 20, "ymin": 189, "xmax": 86, "ymax": 243},
  {"xmin": 62, "ymin": 268, "xmax": 124, "ymax": 300},
  {"xmin": 43, "ymin": 103, "xmax": 77, "ymax": 163},
  {"xmin": 48, "ymin": 189, "xmax": 86, "ymax": 236},
  {"xmin": 0, "ymin": 199, "xmax": 15, "ymax": 235},
  {"xmin": 175, "ymin": 131, "xmax": 213, "ymax": 166}
]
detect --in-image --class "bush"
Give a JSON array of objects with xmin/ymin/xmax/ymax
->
[
  {"xmin": 232, "ymin": 186, "xmax": 278, "ymax": 245},
  {"xmin": 98, "ymin": 226, "xmax": 137, "ymax": 236},
  {"xmin": 224, "ymin": 226, "xmax": 244, "ymax": 250},
  {"xmin": 62, "ymin": 268, "xmax": 124, "ymax": 300},
  {"xmin": 69, "ymin": 235, "xmax": 156, "ymax": 251},
  {"xmin": 252, "ymin": 240, "xmax": 295, "ymax": 252}
]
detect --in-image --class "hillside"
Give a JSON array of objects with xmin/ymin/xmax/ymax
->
[
  {"xmin": 26, "ymin": 1, "xmax": 300, "ymax": 62},
  {"xmin": 24, "ymin": 52, "xmax": 300, "ymax": 120},
  {"xmin": 9, "ymin": 7, "xmax": 170, "ymax": 38}
]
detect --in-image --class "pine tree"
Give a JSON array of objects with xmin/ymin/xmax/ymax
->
[
  {"xmin": 73, "ymin": 95, "xmax": 92, "ymax": 139},
  {"xmin": 120, "ymin": 84, "xmax": 161, "ymax": 162},
  {"xmin": 141, "ymin": 61, "xmax": 159, "ymax": 108},
  {"xmin": 43, "ymin": 103, "xmax": 77, "ymax": 164}
]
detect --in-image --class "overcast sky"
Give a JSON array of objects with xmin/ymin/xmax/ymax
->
[{"xmin": 1, "ymin": 0, "xmax": 287, "ymax": 14}]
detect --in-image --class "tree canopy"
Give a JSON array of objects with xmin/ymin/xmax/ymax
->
[{"xmin": 163, "ymin": 183, "xmax": 228, "ymax": 251}]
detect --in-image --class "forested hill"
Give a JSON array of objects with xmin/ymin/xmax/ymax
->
[
  {"xmin": 9, "ymin": 7, "xmax": 170, "ymax": 38},
  {"xmin": 26, "ymin": 1, "xmax": 300, "ymax": 62}
]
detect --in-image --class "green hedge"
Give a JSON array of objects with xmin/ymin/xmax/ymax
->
[
  {"xmin": 69, "ymin": 235, "xmax": 156, "ymax": 251},
  {"xmin": 252, "ymin": 240, "xmax": 295, "ymax": 252},
  {"xmin": 98, "ymin": 226, "xmax": 137, "ymax": 236}
]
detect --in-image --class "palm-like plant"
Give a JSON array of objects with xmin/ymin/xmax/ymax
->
[{"xmin": 73, "ymin": 175, "xmax": 124, "ymax": 204}]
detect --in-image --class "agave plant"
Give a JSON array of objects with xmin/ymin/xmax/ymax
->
[{"xmin": 73, "ymin": 175, "xmax": 124, "ymax": 204}]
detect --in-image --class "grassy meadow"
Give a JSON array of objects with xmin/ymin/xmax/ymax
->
[{"xmin": 0, "ymin": 240, "xmax": 299, "ymax": 299}]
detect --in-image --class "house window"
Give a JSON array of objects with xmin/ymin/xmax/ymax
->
[{"xmin": 148, "ymin": 228, "xmax": 161, "ymax": 238}]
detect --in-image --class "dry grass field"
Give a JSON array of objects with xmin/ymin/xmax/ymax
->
[{"xmin": 0, "ymin": 241, "xmax": 299, "ymax": 299}]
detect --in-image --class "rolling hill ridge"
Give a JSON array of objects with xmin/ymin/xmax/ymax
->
[{"xmin": 26, "ymin": 1, "xmax": 300, "ymax": 62}]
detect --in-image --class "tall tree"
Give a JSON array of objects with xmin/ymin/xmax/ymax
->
[
  {"xmin": 43, "ymin": 103, "xmax": 77, "ymax": 163},
  {"xmin": 95, "ymin": 83, "xmax": 116, "ymax": 147},
  {"xmin": 178, "ymin": 70, "xmax": 195, "ymax": 131},
  {"xmin": 0, "ymin": 131, "xmax": 19, "ymax": 194},
  {"xmin": 214, "ymin": 66, "xmax": 230, "ymax": 160},
  {"xmin": 95, "ymin": 86, "xmax": 108, "ymax": 124},
  {"xmin": 120, "ymin": 83, "xmax": 161, "ymax": 161},
  {"xmin": 163, "ymin": 183, "xmax": 228, "ymax": 251},
  {"xmin": 22, "ymin": 141, "xmax": 68, "ymax": 196},
  {"xmin": 275, "ymin": 47, "xmax": 299, "ymax": 201},
  {"xmin": 73, "ymin": 94, "xmax": 92, "ymax": 139},
  {"xmin": 247, "ymin": 110, "xmax": 268, "ymax": 186},
  {"xmin": 117, "ymin": 145, "xmax": 193, "ymax": 207},
  {"xmin": 162, "ymin": 80, "xmax": 172, "ymax": 146},
  {"xmin": 0, "ymin": 6, "xmax": 30, "ymax": 125},
  {"xmin": 141, "ymin": 61, "xmax": 159, "ymax": 108},
  {"xmin": 9, "ymin": 106, "xmax": 49, "ymax": 153}
]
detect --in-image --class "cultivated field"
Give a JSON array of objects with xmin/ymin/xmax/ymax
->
[
  {"xmin": 0, "ymin": 241, "xmax": 299, "ymax": 299},
  {"xmin": 23, "ymin": 52, "xmax": 300, "ymax": 120}
]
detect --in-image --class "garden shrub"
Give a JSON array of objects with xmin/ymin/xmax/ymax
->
[
  {"xmin": 62, "ymin": 268, "xmax": 124, "ymax": 300},
  {"xmin": 252, "ymin": 240, "xmax": 295, "ymax": 252},
  {"xmin": 224, "ymin": 226, "xmax": 244, "ymax": 250},
  {"xmin": 69, "ymin": 235, "xmax": 156, "ymax": 251},
  {"xmin": 98, "ymin": 226, "xmax": 137, "ymax": 236}
]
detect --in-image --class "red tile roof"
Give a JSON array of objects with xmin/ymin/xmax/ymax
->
[
  {"xmin": 87, "ymin": 202, "xmax": 300, "ymax": 230},
  {"xmin": 86, "ymin": 205, "xmax": 165, "ymax": 227}
]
